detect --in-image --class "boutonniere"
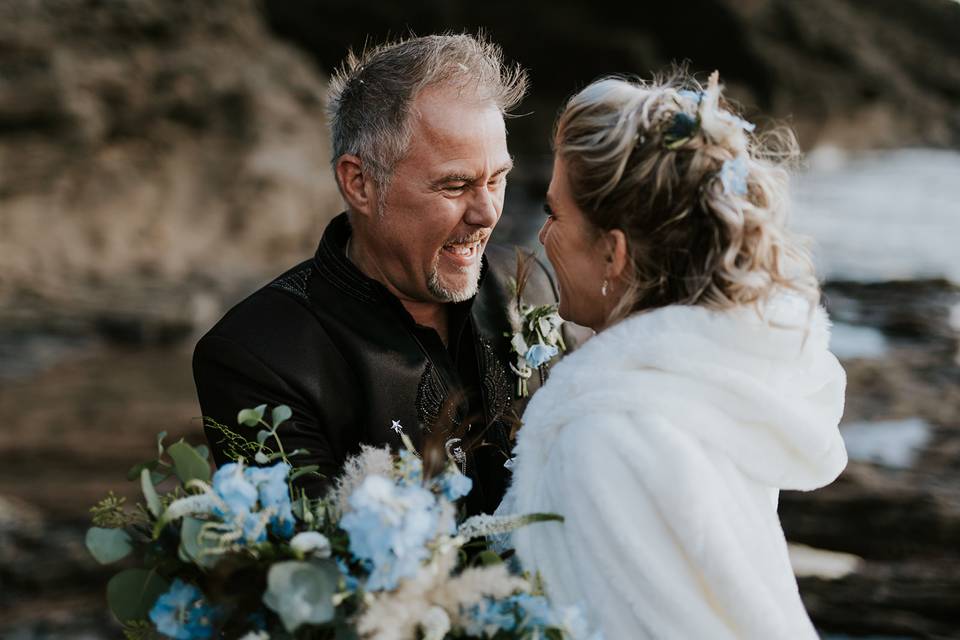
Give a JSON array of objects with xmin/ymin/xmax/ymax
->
[{"xmin": 507, "ymin": 250, "xmax": 566, "ymax": 398}]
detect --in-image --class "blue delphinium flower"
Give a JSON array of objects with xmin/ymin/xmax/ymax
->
[
  {"xmin": 245, "ymin": 462, "xmax": 295, "ymax": 538},
  {"xmin": 149, "ymin": 579, "xmax": 218, "ymax": 640},
  {"xmin": 340, "ymin": 475, "xmax": 439, "ymax": 591},
  {"xmin": 720, "ymin": 155, "xmax": 749, "ymax": 196},
  {"xmin": 525, "ymin": 343, "xmax": 559, "ymax": 368}
]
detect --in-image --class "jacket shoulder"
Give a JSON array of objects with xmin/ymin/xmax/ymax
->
[
  {"xmin": 483, "ymin": 244, "xmax": 559, "ymax": 305},
  {"xmin": 195, "ymin": 259, "xmax": 328, "ymax": 358}
]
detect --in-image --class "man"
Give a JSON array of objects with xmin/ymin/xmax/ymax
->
[{"xmin": 192, "ymin": 34, "xmax": 564, "ymax": 516}]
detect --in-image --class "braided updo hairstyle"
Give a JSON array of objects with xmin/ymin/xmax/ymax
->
[{"xmin": 555, "ymin": 71, "xmax": 818, "ymax": 324}]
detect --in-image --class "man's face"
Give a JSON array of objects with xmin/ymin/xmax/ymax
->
[{"xmin": 360, "ymin": 86, "xmax": 512, "ymax": 303}]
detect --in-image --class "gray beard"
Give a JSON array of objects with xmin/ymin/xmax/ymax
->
[{"xmin": 427, "ymin": 261, "xmax": 481, "ymax": 303}]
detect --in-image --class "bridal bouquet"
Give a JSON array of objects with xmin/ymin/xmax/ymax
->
[{"xmin": 86, "ymin": 405, "xmax": 588, "ymax": 640}]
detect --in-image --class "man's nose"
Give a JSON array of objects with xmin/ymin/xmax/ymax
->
[{"xmin": 464, "ymin": 186, "xmax": 500, "ymax": 228}]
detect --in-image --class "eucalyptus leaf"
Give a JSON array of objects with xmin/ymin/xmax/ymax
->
[
  {"xmin": 107, "ymin": 568, "xmax": 169, "ymax": 623},
  {"xmin": 256, "ymin": 430, "xmax": 272, "ymax": 445},
  {"xmin": 289, "ymin": 465, "xmax": 320, "ymax": 482},
  {"xmin": 262, "ymin": 560, "xmax": 338, "ymax": 632},
  {"xmin": 150, "ymin": 470, "xmax": 171, "ymax": 486},
  {"xmin": 156, "ymin": 431, "xmax": 168, "ymax": 458},
  {"xmin": 473, "ymin": 550, "xmax": 503, "ymax": 567},
  {"xmin": 288, "ymin": 448, "xmax": 309, "ymax": 458},
  {"xmin": 168, "ymin": 441, "xmax": 212, "ymax": 485},
  {"xmin": 237, "ymin": 404, "xmax": 267, "ymax": 427},
  {"xmin": 272, "ymin": 405, "xmax": 292, "ymax": 427},
  {"xmin": 179, "ymin": 517, "xmax": 219, "ymax": 569},
  {"xmin": 86, "ymin": 527, "xmax": 133, "ymax": 564},
  {"xmin": 140, "ymin": 468, "xmax": 162, "ymax": 519},
  {"xmin": 194, "ymin": 445, "xmax": 210, "ymax": 461},
  {"xmin": 127, "ymin": 460, "xmax": 158, "ymax": 482}
]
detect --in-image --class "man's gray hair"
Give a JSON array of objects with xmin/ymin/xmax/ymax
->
[{"xmin": 326, "ymin": 33, "xmax": 528, "ymax": 199}]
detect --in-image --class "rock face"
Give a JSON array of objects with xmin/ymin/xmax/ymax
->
[
  {"xmin": 0, "ymin": 0, "xmax": 341, "ymax": 308},
  {"xmin": 779, "ymin": 280, "xmax": 960, "ymax": 637},
  {"xmin": 263, "ymin": 0, "xmax": 960, "ymax": 152}
]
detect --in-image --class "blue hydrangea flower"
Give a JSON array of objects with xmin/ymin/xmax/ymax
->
[
  {"xmin": 513, "ymin": 593, "xmax": 558, "ymax": 628},
  {"xmin": 245, "ymin": 462, "xmax": 295, "ymax": 538},
  {"xmin": 336, "ymin": 557, "xmax": 361, "ymax": 591},
  {"xmin": 210, "ymin": 462, "xmax": 295, "ymax": 544},
  {"xmin": 396, "ymin": 449, "xmax": 423, "ymax": 486},
  {"xmin": 435, "ymin": 470, "xmax": 473, "ymax": 501},
  {"xmin": 211, "ymin": 463, "xmax": 258, "ymax": 517},
  {"xmin": 340, "ymin": 475, "xmax": 439, "ymax": 591},
  {"xmin": 720, "ymin": 155, "xmax": 749, "ymax": 196},
  {"xmin": 149, "ymin": 579, "xmax": 219, "ymax": 640},
  {"xmin": 461, "ymin": 598, "xmax": 517, "ymax": 637},
  {"xmin": 525, "ymin": 343, "xmax": 559, "ymax": 368}
]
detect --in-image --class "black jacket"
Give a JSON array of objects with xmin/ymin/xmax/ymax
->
[{"xmin": 192, "ymin": 213, "xmax": 564, "ymax": 515}]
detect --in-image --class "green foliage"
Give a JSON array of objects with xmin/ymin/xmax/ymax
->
[
  {"xmin": 121, "ymin": 620, "xmax": 162, "ymax": 640},
  {"xmin": 167, "ymin": 440, "xmax": 212, "ymax": 485},
  {"xmin": 204, "ymin": 416, "xmax": 266, "ymax": 463},
  {"xmin": 263, "ymin": 560, "xmax": 339, "ymax": 631},
  {"xmin": 107, "ymin": 568, "xmax": 169, "ymax": 623},
  {"xmin": 86, "ymin": 527, "xmax": 134, "ymax": 564},
  {"xmin": 140, "ymin": 468, "xmax": 163, "ymax": 519},
  {"xmin": 238, "ymin": 404, "xmax": 267, "ymax": 427},
  {"xmin": 178, "ymin": 517, "xmax": 220, "ymax": 569},
  {"xmin": 90, "ymin": 492, "xmax": 146, "ymax": 528}
]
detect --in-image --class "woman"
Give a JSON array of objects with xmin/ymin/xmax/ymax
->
[{"xmin": 500, "ymin": 72, "xmax": 847, "ymax": 638}]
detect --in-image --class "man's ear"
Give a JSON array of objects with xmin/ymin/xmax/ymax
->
[
  {"xmin": 604, "ymin": 228, "xmax": 629, "ymax": 281},
  {"xmin": 335, "ymin": 154, "xmax": 378, "ymax": 217}
]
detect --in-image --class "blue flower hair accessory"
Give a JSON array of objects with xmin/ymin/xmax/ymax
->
[{"xmin": 719, "ymin": 155, "xmax": 749, "ymax": 196}]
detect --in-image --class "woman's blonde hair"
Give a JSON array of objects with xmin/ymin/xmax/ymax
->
[{"xmin": 554, "ymin": 70, "xmax": 819, "ymax": 323}]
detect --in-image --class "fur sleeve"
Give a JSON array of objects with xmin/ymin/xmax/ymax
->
[{"xmin": 512, "ymin": 412, "xmax": 819, "ymax": 640}]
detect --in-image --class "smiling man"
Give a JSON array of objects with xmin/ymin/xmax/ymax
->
[{"xmin": 192, "ymin": 34, "xmax": 564, "ymax": 515}]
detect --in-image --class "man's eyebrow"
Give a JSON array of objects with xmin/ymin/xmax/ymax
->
[{"xmin": 491, "ymin": 158, "xmax": 515, "ymax": 178}]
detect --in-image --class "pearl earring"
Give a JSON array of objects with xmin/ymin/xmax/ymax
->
[{"xmin": 601, "ymin": 279, "xmax": 609, "ymax": 297}]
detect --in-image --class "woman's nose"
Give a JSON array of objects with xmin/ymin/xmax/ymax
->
[{"xmin": 538, "ymin": 219, "xmax": 550, "ymax": 246}]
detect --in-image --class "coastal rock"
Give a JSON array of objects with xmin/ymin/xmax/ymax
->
[{"xmin": 0, "ymin": 0, "xmax": 340, "ymax": 309}]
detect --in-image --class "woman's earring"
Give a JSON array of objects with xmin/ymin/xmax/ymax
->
[{"xmin": 601, "ymin": 279, "xmax": 609, "ymax": 297}]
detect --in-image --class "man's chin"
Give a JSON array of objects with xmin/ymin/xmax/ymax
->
[{"xmin": 427, "ymin": 265, "xmax": 481, "ymax": 303}]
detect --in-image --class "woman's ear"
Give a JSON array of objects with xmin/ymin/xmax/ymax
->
[
  {"xmin": 604, "ymin": 228, "xmax": 629, "ymax": 281},
  {"xmin": 335, "ymin": 154, "xmax": 378, "ymax": 218}
]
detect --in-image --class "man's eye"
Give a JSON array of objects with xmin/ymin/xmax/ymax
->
[{"xmin": 445, "ymin": 184, "xmax": 468, "ymax": 192}]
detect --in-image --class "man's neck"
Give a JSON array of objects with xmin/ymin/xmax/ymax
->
[{"xmin": 347, "ymin": 235, "xmax": 450, "ymax": 345}]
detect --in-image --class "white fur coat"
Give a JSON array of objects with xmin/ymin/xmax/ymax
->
[{"xmin": 499, "ymin": 297, "xmax": 848, "ymax": 639}]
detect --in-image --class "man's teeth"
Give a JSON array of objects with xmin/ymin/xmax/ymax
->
[{"xmin": 444, "ymin": 242, "xmax": 480, "ymax": 256}]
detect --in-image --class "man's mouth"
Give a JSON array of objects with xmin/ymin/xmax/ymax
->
[
  {"xmin": 440, "ymin": 236, "xmax": 486, "ymax": 263},
  {"xmin": 442, "ymin": 240, "xmax": 481, "ymax": 258}
]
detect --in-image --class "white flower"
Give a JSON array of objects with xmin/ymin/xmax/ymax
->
[
  {"xmin": 419, "ymin": 606, "xmax": 451, "ymax": 640},
  {"xmin": 511, "ymin": 332, "xmax": 529, "ymax": 355},
  {"xmin": 289, "ymin": 531, "xmax": 331, "ymax": 558},
  {"xmin": 238, "ymin": 632, "xmax": 270, "ymax": 640}
]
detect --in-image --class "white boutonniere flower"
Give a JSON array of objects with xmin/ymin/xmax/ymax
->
[{"xmin": 506, "ymin": 251, "xmax": 566, "ymax": 397}]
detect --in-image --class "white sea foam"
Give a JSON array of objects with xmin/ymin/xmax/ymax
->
[
  {"xmin": 829, "ymin": 322, "xmax": 889, "ymax": 360},
  {"xmin": 841, "ymin": 417, "xmax": 932, "ymax": 469},
  {"xmin": 792, "ymin": 149, "xmax": 960, "ymax": 283}
]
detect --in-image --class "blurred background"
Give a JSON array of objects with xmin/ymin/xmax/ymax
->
[{"xmin": 1, "ymin": 0, "xmax": 958, "ymax": 637}]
